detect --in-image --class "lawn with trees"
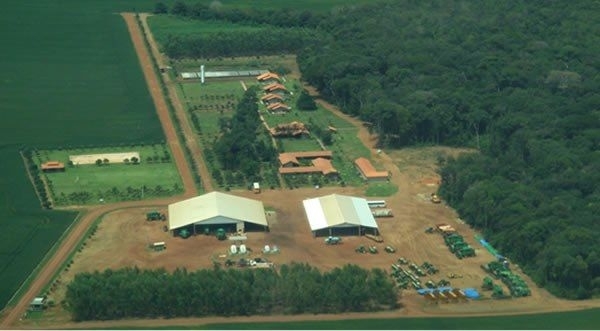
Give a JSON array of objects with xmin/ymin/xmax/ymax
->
[{"xmin": 156, "ymin": 0, "xmax": 600, "ymax": 299}]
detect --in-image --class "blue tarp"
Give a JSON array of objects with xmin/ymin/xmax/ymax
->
[{"xmin": 463, "ymin": 288, "xmax": 481, "ymax": 299}]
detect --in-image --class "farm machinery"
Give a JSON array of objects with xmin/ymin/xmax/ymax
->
[
  {"xmin": 421, "ymin": 262, "xmax": 439, "ymax": 275},
  {"xmin": 482, "ymin": 261, "xmax": 531, "ymax": 297},
  {"xmin": 365, "ymin": 234, "xmax": 384, "ymax": 243},
  {"xmin": 390, "ymin": 261, "xmax": 449, "ymax": 291},
  {"xmin": 397, "ymin": 257, "xmax": 408, "ymax": 265},
  {"xmin": 440, "ymin": 231, "xmax": 476, "ymax": 259},
  {"xmin": 368, "ymin": 246, "xmax": 379, "ymax": 254},
  {"xmin": 355, "ymin": 245, "xmax": 367, "ymax": 254},
  {"xmin": 146, "ymin": 211, "xmax": 166, "ymax": 221},
  {"xmin": 325, "ymin": 236, "xmax": 342, "ymax": 245},
  {"xmin": 384, "ymin": 245, "xmax": 396, "ymax": 253},
  {"xmin": 430, "ymin": 193, "xmax": 441, "ymax": 204}
]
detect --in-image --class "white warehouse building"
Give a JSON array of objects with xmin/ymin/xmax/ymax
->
[
  {"xmin": 302, "ymin": 194, "xmax": 380, "ymax": 237},
  {"xmin": 168, "ymin": 192, "xmax": 268, "ymax": 235}
]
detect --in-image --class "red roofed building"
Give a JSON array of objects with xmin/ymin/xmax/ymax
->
[
  {"xmin": 354, "ymin": 157, "xmax": 389, "ymax": 182},
  {"xmin": 256, "ymin": 72, "xmax": 281, "ymax": 84}
]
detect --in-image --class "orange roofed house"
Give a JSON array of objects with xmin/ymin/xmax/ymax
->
[
  {"xmin": 261, "ymin": 93, "xmax": 284, "ymax": 105},
  {"xmin": 256, "ymin": 72, "xmax": 281, "ymax": 84},
  {"xmin": 278, "ymin": 151, "xmax": 338, "ymax": 177},
  {"xmin": 263, "ymin": 83, "xmax": 289, "ymax": 96},
  {"xmin": 354, "ymin": 157, "xmax": 389, "ymax": 182},
  {"xmin": 266, "ymin": 102, "xmax": 291, "ymax": 114},
  {"xmin": 41, "ymin": 161, "xmax": 65, "ymax": 172}
]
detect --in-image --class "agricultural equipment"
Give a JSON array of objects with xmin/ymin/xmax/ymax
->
[
  {"xmin": 355, "ymin": 245, "xmax": 367, "ymax": 253},
  {"xmin": 203, "ymin": 227, "xmax": 210, "ymax": 235},
  {"xmin": 179, "ymin": 228, "xmax": 191, "ymax": 239},
  {"xmin": 449, "ymin": 241, "xmax": 469, "ymax": 253},
  {"xmin": 456, "ymin": 246, "xmax": 476, "ymax": 259},
  {"xmin": 397, "ymin": 257, "xmax": 408, "ymax": 265},
  {"xmin": 438, "ymin": 279, "xmax": 450, "ymax": 287},
  {"xmin": 425, "ymin": 280, "xmax": 436, "ymax": 289},
  {"xmin": 482, "ymin": 277, "xmax": 494, "ymax": 290},
  {"xmin": 430, "ymin": 193, "xmax": 441, "ymax": 203},
  {"xmin": 146, "ymin": 211, "xmax": 165, "ymax": 221},
  {"xmin": 511, "ymin": 286, "xmax": 531, "ymax": 297},
  {"xmin": 492, "ymin": 285, "xmax": 506, "ymax": 298},
  {"xmin": 216, "ymin": 228, "xmax": 227, "ymax": 241},
  {"xmin": 365, "ymin": 234, "xmax": 384, "ymax": 243},
  {"xmin": 447, "ymin": 273, "xmax": 463, "ymax": 279},
  {"xmin": 325, "ymin": 236, "xmax": 341, "ymax": 245},
  {"xmin": 368, "ymin": 246, "xmax": 378, "ymax": 254},
  {"xmin": 421, "ymin": 262, "xmax": 438, "ymax": 274},
  {"xmin": 444, "ymin": 234, "xmax": 464, "ymax": 245},
  {"xmin": 425, "ymin": 227, "xmax": 434, "ymax": 234},
  {"xmin": 384, "ymin": 245, "xmax": 396, "ymax": 253}
]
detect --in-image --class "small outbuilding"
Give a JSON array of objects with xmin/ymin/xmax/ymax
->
[
  {"xmin": 354, "ymin": 157, "xmax": 389, "ymax": 182},
  {"xmin": 303, "ymin": 194, "xmax": 379, "ymax": 237},
  {"xmin": 29, "ymin": 297, "xmax": 46, "ymax": 311}
]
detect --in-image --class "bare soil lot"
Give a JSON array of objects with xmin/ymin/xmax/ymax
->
[{"xmin": 22, "ymin": 146, "xmax": 596, "ymax": 328}]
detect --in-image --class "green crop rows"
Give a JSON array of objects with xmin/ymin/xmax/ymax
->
[{"xmin": 0, "ymin": 0, "xmax": 163, "ymax": 309}]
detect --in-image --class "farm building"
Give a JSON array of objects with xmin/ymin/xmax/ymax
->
[
  {"xmin": 256, "ymin": 72, "xmax": 281, "ymax": 84},
  {"xmin": 41, "ymin": 161, "xmax": 65, "ymax": 172},
  {"xmin": 266, "ymin": 102, "xmax": 291, "ymax": 114},
  {"xmin": 354, "ymin": 157, "xmax": 389, "ymax": 182},
  {"xmin": 167, "ymin": 192, "xmax": 268, "ymax": 235},
  {"xmin": 263, "ymin": 83, "xmax": 288, "ymax": 96},
  {"xmin": 303, "ymin": 194, "xmax": 380, "ymax": 237}
]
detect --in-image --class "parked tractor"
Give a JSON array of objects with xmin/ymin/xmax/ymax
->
[
  {"xmin": 216, "ymin": 228, "xmax": 227, "ymax": 241},
  {"xmin": 425, "ymin": 227, "xmax": 434, "ymax": 234},
  {"xmin": 447, "ymin": 273, "xmax": 463, "ymax": 279},
  {"xmin": 368, "ymin": 246, "xmax": 378, "ymax": 254},
  {"xmin": 397, "ymin": 257, "xmax": 408, "ymax": 265},
  {"xmin": 456, "ymin": 246, "xmax": 476, "ymax": 259},
  {"xmin": 384, "ymin": 245, "xmax": 396, "ymax": 253},
  {"xmin": 425, "ymin": 280, "xmax": 436, "ymax": 289},
  {"xmin": 492, "ymin": 285, "xmax": 506, "ymax": 298},
  {"xmin": 438, "ymin": 279, "xmax": 451, "ymax": 287},
  {"xmin": 430, "ymin": 193, "xmax": 441, "ymax": 204},
  {"xmin": 325, "ymin": 236, "xmax": 342, "ymax": 245},
  {"xmin": 482, "ymin": 276, "xmax": 494, "ymax": 290},
  {"xmin": 146, "ymin": 211, "xmax": 165, "ymax": 221},
  {"xmin": 355, "ymin": 245, "xmax": 367, "ymax": 253}
]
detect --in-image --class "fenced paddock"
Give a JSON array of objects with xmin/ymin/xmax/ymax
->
[{"xmin": 69, "ymin": 152, "xmax": 140, "ymax": 165}]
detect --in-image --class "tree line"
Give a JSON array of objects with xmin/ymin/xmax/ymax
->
[
  {"xmin": 213, "ymin": 87, "xmax": 276, "ymax": 180},
  {"xmin": 64, "ymin": 263, "xmax": 398, "ymax": 321}
]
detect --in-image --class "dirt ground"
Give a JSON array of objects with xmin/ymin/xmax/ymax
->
[{"xmin": 4, "ymin": 11, "xmax": 600, "ymax": 331}]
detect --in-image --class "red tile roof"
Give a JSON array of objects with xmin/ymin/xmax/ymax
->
[
  {"xmin": 267, "ymin": 102, "xmax": 291, "ymax": 111},
  {"xmin": 257, "ymin": 72, "xmax": 281, "ymax": 82},
  {"xmin": 41, "ymin": 161, "xmax": 65, "ymax": 170},
  {"xmin": 261, "ymin": 93, "xmax": 283, "ymax": 102},
  {"xmin": 354, "ymin": 157, "xmax": 389, "ymax": 179},
  {"xmin": 263, "ymin": 83, "xmax": 288, "ymax": 92}
]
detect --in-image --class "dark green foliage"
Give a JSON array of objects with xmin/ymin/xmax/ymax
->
[
  {"xmin": 214, "ymin": 88, "xmax": 276, "ymax": 172},
  {"xmin": 64, "ymin": 263, "xmax": 397, "ymax": 321},
  {"xmin": 296, "ymin": 90, "xmax": 317, "ymax": 111},
  {"xmin": 162, "ymin": 29, "xmax": 320, "ymax": 59},
  {"xmin": 153, "ymin": 2, "xmax": 168, "ymax": 14}
]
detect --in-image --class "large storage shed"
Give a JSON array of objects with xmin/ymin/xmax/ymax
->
[
  {"xmin": 168, "ymin": 192, "xmax": 268, "ymax": 235},
  {"xmin": 302, "ymin": 194, "xmax": 379, "ymax": 237}
]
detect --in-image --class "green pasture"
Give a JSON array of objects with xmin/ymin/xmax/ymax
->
[
  {"xmin": 277, "ymin": 137, "xmax": 322, "ymax": 152},
  {"xmin": 35, "ymin": 145, "xmax": 183, "ymax": 205},
  {"xmin": 365, "ymin": 182, "xmax": 398, "ymax": 197}
]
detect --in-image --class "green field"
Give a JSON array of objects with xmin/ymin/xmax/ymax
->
[
  {"xmin": 34, "ymin": 145, "xmax": 183, "ymax": 205},
  {"xmin": 365, "ymin": 183, "xmax": 398, "ymax": 197},
  {"xmin": 95, "ymin": 307, "xmax": 600, "ymax": 330},
  {"xmin": 0, "ymin": 0, "xmax": 165, "ymax": 309}
]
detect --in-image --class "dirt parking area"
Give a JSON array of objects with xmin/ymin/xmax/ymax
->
[{"xmin": 35, "ymin": 147, "xmax": 583, "ymax": 326}]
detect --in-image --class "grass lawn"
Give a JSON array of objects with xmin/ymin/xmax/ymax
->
[
  {"xmin": 365, "ymin": 182, "xmax": 399, "ymax": 197},
  {"xmin": 35, "ymin": 145, "xmax": 183, "ymax": 205}
]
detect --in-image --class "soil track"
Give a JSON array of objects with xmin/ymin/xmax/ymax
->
[{"xmin": 138, "ymin": 13, "xmax": 214, "ymax": 193}]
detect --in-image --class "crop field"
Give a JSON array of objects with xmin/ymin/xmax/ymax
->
[
  {"xmin": 34, "ymin": 145, "xmax": 183, "ymax": 206},
  {"xmin": 0, "ymin": 0, "xmax": 165, "ymax": 310}
]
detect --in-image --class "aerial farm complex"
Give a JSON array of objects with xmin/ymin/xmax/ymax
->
[{"xmin": 12, "ymin": 7, "xmax": 592, "ymax": 330}]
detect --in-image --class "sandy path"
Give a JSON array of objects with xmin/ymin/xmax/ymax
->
[{"xmin": 138, "ymin": 13, "xmax": 214, "ymax": 193}]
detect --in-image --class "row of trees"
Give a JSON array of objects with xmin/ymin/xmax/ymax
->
[
  {"xmin": 22, "ymin": 149, "xmax": 52, "ymax": 209},
  {"xmin": 157, "ymin": 1, "xmax": 327, "ymax": 28},
  {"xmin": 162, "ymin": 29, "xmax": 320, "ymax": 59},
  {"xmin": 64, "ymin": 263, "xmax": 397, "ymax": 321},
  {"xmin": 214, "ymin": 87, "xmax": 277, "ymax": 178}
]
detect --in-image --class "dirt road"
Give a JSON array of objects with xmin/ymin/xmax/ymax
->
[{"xmin": 138, "ymin": 13, "xmax": 214, "ymax": 193}]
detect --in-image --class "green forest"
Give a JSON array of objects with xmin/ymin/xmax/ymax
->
[
  {"xmin": 156, "ymin": 0, "xmax": 600, "ymax": 300},
  {"xmin": 64, "ymin": 263, "xmax": 397, "ymax": 321}
]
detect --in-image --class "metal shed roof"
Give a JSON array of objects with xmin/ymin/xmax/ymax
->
[
  {"xmin": 168, "ymin": 192, "xmax": 267, "ymax": 230},
  {"xmin": 302, "ymin": 194, "xmax": 379, "ymax": 231}
]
